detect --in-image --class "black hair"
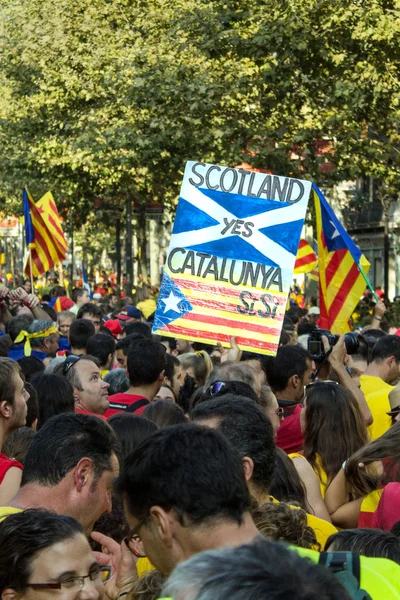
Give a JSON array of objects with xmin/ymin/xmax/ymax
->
[
  {"xmin": 326, "ymin": 528, "xmax": 400, "ymax": 563},
  {"xmin": 286, "ymin": 307, "xmax": 302, "ymax": 324},
  {"xmin": 86, "ymin": 333, "xmax": 116, "ymax": 367},
  {"xmin": 371, "ymin": 335, "xmax": 400, "ymax": 363},
  {"xmin": 240, "ymin": 351, "xmax": 268, "ymax": 371},
  {"xmin": 264, "ymin": 345, "xmax": 311, "ymax": 392},
  {"xmin": 115, "ymin": 333, "xmax": 146, "ymax": 355},
  {"xmin": 69, "ymin": 319, "xmax": 95, "ymax": 350},
  {"xmin": 115, "ymin": 423, "xmax": 251, "ymax": 526},
  {"xmin": 6, "ymin": 314, "xmax": 34, "ymax": 342},
  {"xmin": 297, "ymin": 322, "xmax": 317, "ymax": 336},
  {"xmin": 160, "ymin": 336, "xmax": 177, "ymax": 351},
  {"xmin": 108, "ymin": 414, "xmax": 158, "ymax": 461},
  {"xmin": 164, "ymin": 354, "xmax": 180, "ymax": 384},
  {"xmin": 71, "ymin": 287, "xmax": 85, "ymax": 303},
  {"xmin": 99, "ymin": 326, "xmax": 114, "ymax": 337},
  {"xmin": 30, "ymin": 373, "xmax": 75, "ymax": 430},
  {"xmin": 269, "ymin": 448, "xmax": 310, "ymax": 512},
  {"xmin": 17, "ymin": 356, "xmax": 45, "ymax": 382},
  {"xmin": 77, "ymin": 303, "xmax": 104, "ymax": 320},
  {"xmin": 122, "ymin": 321, "xmax": 152, "ymax": 338},
  {"xmin": 3, "ymin": 427, "xmax": 36, "ymax": 465},
  {"xmin": 142, "ymin": 400, "xmax": 186, "ymax": 428},
  {"xmin": 126, "ymin": 338, "xmax": 167, "ymax": 386},
  {"xmin": 392, "ymin": 521, "xmax": 400, "ymax": 538},
  {"xmin": 192, "ymin": 396, "xmax": 276, "ymax": 494},
  {"xmin": 39, "ymin": 303, "xmax": 57, "ymax": 322},
  {"xmin": 0, "ymin": 334, "xmax": 12, "ymax": 357},
  {"xmin": 22, "ymin": 413, "xmax": 119, "ymax": 486},
  {"xmin": 25, "ymin": 382, "xmax": 39, "ymax": 429},
  {"xmin": 0, "ymin": 509, "xmax": 84, "ymax": 594},
  {"xmin": 279, "ymin": 329, "xmax": 290, "ymax": 346}
]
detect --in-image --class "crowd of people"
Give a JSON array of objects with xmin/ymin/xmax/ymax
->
[{"xmin": 0, "ymin": 282, "xmax": 399, "ymax": 598}]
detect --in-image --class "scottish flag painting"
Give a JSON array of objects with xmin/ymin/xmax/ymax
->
[{"xmin": 153, "ymin": 161, "xmax": 312, "ymax": 355}]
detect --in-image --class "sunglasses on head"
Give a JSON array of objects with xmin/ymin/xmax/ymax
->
[{"xmin": 62, "ymin": 355, "xmax": 82, "ymax": 376}]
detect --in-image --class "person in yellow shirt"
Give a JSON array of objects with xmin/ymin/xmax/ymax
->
[
  {"xmin": 360, "ymin": 335, "xmax": 400, "ymax": 440},
  {"xmin": 192, "ymin": 395, "xmax": 337, "ymax": 549}
]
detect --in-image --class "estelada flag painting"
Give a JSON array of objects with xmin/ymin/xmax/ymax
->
[
  {"xmin": 23, "ymin": 188, "xmax": 68, "ymax": 278},
  {"xmin": 153, "ymin": 161, "xmax": 311, "ymax": 355},
  {"xmin": 313, "ymin": 184, "xmax": 370, "ymax": 335}
]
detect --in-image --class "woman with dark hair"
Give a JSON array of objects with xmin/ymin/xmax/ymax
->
[
  {"xmin": 0, "ymin": 508, "xmax": 109, "ymax": 598},
  {"xmin": 301, "ymin": 381, "xmax": 369, "ymax": 498},
  {"xmin": 325, "ymin": 421, "xmax": 400, "ymax": 528},
  {"xmin": 325, "ymin": 528, "xmax": 400, "ymax": 563},
  {"xmin": 30, "ymin": 373, "xmax": 75, "ymax": 430},
  {"xmin": 142, "ymin": 400, "xmax": 186, "ymax": 428},
  {"xmin": 107, "ymin": 413, "xmax": 158, "ymax": 461}
]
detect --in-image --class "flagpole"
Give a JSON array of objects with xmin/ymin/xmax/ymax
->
[
  {"xmin": 29, "ymin": 248, "xmax": 34, "ymax": 291},
  {"xmin": 356, "ymin": 262, "xmax": 380, "ymax": 303}
]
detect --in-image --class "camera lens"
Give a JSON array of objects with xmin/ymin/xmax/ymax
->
[{"xmin": 344, "ymin": 331, "xmax": 360, "ymax": 355}]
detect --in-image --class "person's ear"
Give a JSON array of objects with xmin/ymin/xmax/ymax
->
[
  {"xmin": 242, "ymin": 456, "xmax": 254, "ymax": 482},
  {"xmin": 0, "ymin": 401, "xmax": 12, "ymax": 420},
  {"xmin": 73, "ymin": 388, "xmax": 80, "ymax": 404},
  {"xmin": 158, "ymin": 370, "xmax": 165, "ymax": 383},
  {"xmin": 290, "ymin": 374, "xmax": 300, "ymax": 390},
  {"xmin": 149, "ymin": 506, "xmax": 174, "ymax": 549},
  {"xmin": 74, "ymin": 458, "xmax": 93, "ymax": 492},
  {"xmin": 2, "ymin": 589, "xmax": 19, "ymax": 600}
]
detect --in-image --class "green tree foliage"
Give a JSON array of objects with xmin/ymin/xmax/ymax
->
[{"xmin": 1, "ymin": 0, "xmax": 400, "ymax": 220}]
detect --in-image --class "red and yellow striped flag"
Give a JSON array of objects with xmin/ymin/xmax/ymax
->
[
  {"xmin": 294, "ymin": 239, "xmax": 318, "ymax": 274},
  {"xmin": 24, "ymin": 190, "xmax": 68, "ymax": 278},
  {"xmin": 314, "ymin": 184, "xmax": 370, "ymax": 334}
]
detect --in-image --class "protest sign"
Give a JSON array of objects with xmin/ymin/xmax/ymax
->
[{"xmin": 153, "ymin": 161, "xmax": 312, "ymax": 355}]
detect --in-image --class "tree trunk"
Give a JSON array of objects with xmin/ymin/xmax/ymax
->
[{"xmin": 137, "ymin": 205, "xmax": 148, "ymax": 282}]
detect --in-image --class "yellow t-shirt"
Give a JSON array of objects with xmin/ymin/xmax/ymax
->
[
  {"xmin": 269, "ymin": 496, "xmax": 337, "ymax": 549},
  {"xmin": 289, "ymin": 452, "xmax": 328, "ymax": 499},
  {"xmin": 360, "ymin": 375, "xmax": 392, "ymax": 440}
]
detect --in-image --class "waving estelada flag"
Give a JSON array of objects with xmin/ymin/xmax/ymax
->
[
  {"xmin": 153, "ymin": 161, "xmax": 311, "ymax": 355},
  {"xmin": 314, "ymin": 184, "xmax": 370, "ymax": 334},
  {"xmin": 294, "ymin": 239, "xmax": 318, "ymax": 274},
  {"xmin": 23, "ymin": 188, "xmax": 67, "ymax": 278}
]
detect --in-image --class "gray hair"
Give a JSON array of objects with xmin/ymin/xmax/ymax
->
[
  {"xmin": 57, "ymin": 311, "xmax": 76, "ymax": 323},
  {"xmin": 162, "ymin": 539, "xmax": 347, "ymax": 600},
  {"xmin": 103, "ymin": 369, "xmax": 129, "ymax": 395},
  {"xmin": 53, "ymin": 355, "xmax": 100, "ymax": 391},
  {"xmin": 29, "ymin": 319, "xmax": 57, "ymax": 349},
  {"xmin": 45, "ymin": 356, "xmax": 67, "ymax": 374},
  {"xmin": 207, "ymin": 361, "xmax": 257, "ymax": 389}
]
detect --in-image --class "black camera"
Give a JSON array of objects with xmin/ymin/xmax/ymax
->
[{"xmin": 307, "ymin": 328, "xmax": 360, "ymax": 361}]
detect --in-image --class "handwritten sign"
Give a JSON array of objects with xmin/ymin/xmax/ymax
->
[{"xmin": 153, "ymin": 161, "xmax": 311, "ymax": 355}]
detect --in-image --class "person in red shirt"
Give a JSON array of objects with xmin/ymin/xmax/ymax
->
[
  {"xmin": 265, "ymin": 346, "xmax": 314, "ymax": 454},
  {"xmin": 0, "ymin": 357, "xmax": 29, "ymax": 503},
  {"xmin": 56, "ymin": 355, "xmax": 110, "ymax": 417},
  {"xmin": 373, "ymin": 482, "xmax": 400, "ymax": 531},
  {"xmin": 104, "ymin": 337, "xmax": 167, "ymax": 418}
]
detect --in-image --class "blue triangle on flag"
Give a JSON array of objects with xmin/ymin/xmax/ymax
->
[
  {"xmin": 200, "ymin": 188, "xmax": 290, "ymax": 219},
  {"xmin": 259, "ymin": 219, "xmax": 304, "ymax": 255},
  {"xmin": 153, "ymin": 273, "xmax": 193, "ymax": 331},
  {"xmin": 186, "ymin": 235, "xmax": 279, "ymax": 268},
  {"xmin": 173, "ymin": 198, "xmax": 220, "ymax": 234}
]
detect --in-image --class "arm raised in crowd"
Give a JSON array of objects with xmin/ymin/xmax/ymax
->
[
  {"xmin": 322, "ymin": 335, "xmax": 372, "ymax": 426},
  {"xmin": 370, "ymin": 300, "xmax": 386, "ymax": 330}
]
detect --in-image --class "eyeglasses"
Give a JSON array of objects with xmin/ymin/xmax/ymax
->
[
  {"xmin": 305, "ymin": 379, "xmax": 340, "ymax": 390},
  {"xmin": 27, "ymin": 565, "xmax": 111, "ymax": 591},
  {"xmin": 62, "ymin": 355, "xmax": 82, "ymax": 376},
  {"xmin": 125, "ymin": 516, "xmax": 148, "ymax": 558}
]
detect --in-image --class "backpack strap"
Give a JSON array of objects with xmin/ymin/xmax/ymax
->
[{"xmin": 319, "ymin": 551, "xmax": 361, "ymax": 585}]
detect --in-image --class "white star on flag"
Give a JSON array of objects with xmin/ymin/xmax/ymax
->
[
  {"xmin": 329, "ymin": 220, "xmax": 340, "ymax": 239},
  {"xmin": 162, "ymin": 291, "xmax": 182, "ymax": 314},
  {"xmin": 171, "ymin": 180, "xmax": 306, "ymax": 269}
]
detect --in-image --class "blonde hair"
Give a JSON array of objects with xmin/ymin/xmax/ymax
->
[{"xmin": 179, "ymin": 351, "xmax": 213, "ymax": 387}]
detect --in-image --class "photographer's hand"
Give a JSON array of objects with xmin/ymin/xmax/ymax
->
[{"xmin": 322, "ymin": 334, "xmax": 372, "ymax": 426}]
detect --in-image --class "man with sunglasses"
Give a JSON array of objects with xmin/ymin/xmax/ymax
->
[{"xmin": 56, "ymin": 354, "xmax": 110, "ymax": 417}]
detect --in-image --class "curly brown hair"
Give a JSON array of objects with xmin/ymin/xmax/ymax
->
[
  {"xmin": 127, "ymin": 570, "xmax": 166, "ymax": 600},
  {"xmin": 252, "ymin": 501, "xmax": 319, "ymax": 550}
]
